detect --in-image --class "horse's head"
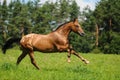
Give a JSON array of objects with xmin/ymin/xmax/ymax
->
[{"xmin": 71, "ymin": 19, "xmax": 85, "ymax": 36}]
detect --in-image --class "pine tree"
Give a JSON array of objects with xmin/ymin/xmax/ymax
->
[
  {"xmin": 94, "ymin": 0, "xmax": 120, "ymax": 54},
  {"xmin": 1, "ymin": 0, "xmax": 8, "ymax": 41},
  {"xmin": 69, "ymin": 0, "xmax": 80, "ymax": 20},
  {"xmin": 59, "ymin": 0, "xmax": 71, "ymax": 21}
]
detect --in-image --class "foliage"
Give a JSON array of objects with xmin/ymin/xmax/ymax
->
[
  {"xmin": 69, "ymin": 32, "xmax": 93, "ymax": 53},
  {"xmin": 99, "ymin": 32, "xmax": 120, "ymax": 54},
  {"xmin": 80, "ymin": 0, "xmax": 120, "ymax": 54},
  {"xmin": 69, "ymin": 0, "xmax": 80, "ymax": 20},
  {"xmin": 93, "ymin": 0, "xmax": 120, "ymax": 54}
]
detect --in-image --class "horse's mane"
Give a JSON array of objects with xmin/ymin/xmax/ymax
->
[{"xmin": 53, "ymin": 21, "xmax": 72, "ymax": 31}]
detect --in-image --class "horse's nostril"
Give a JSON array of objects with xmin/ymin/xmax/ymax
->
[
  {"xmin": 82, "ymin": 33, "xmax": 85, "ymax": 36},
  {"xmin": 78, "ymin": 31, "xmax": 85, "ymax": 36},
  {"xmin": 80, "ymin": 33, "xmax": 85, "ymax": 36}
]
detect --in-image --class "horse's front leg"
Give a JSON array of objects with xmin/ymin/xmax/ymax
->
[
  {"xmin": 67, "ymin": 49, "xmax": 71, "ymax": 63},
  {"xmin": 71, "ymin": 49, "xmax": 89, "ymax": 64}
]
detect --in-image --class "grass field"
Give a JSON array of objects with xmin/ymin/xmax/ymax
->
[{"xmin": 0, "ymin": 49, "xmax": 120, "ymax": 80}]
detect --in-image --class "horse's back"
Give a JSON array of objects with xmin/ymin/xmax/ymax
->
[
  {"xmin": 20, "ymin": 33, "xmax": 37, "ymax": 45},
  {"xmin": 20, "ymin": 33, "xmax": 56, "ymax": 52}
]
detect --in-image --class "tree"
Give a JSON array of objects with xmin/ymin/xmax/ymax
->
[
  {"xmin": 0, "ymin": 0, "xmax": 8, "ymax": 45},
  {"xmin": 31, "ymin": 1, "xmax": 54, "ymax": 34},
  {"xmin": 7, "ymin": 0, "xmax": 22, "ymax": 37},
  {"xmin": 58, "ymin": 0, "xmax": 71, "ymax": 21},
  {"xmin": 69, "ymin": 0, "xmax": 80, "ymax": 20},
  {"xmin": 94, "ymin": 0, "xmax": 120, "ymax": 54}
]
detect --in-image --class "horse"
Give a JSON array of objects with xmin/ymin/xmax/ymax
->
[{"xmin": 2, "ymin": 19, "xmax": 89, "ymax": 70}]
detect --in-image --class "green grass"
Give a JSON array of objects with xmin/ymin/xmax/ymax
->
[{"xmin": 0, "ymin": 49, "xmax": 120, "ymax": 80}]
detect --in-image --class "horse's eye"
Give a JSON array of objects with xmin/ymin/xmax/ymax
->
[{"xmin": 76, "ymin": 25, "xmax": 79, "ymax": 28}]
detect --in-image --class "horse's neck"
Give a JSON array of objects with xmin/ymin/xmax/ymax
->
[{"xmin": 56, "ymin": 24, "xmax": 71, "ymax": 38}]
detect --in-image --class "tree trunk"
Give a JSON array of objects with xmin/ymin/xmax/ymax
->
[
  {"xmin": 95, "ymin": 24, "xmax": 99, "ymax": 47},
  {"xmin": 21, "ymin": 26, "xmax": 24, "ymax": 37}
]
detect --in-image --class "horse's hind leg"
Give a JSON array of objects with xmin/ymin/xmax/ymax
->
[
  {"xmin": 29, "ymin": 51, "xmax": 40, "ymax": 70},
  {"xmin": 16, "ymin": 51, "xmax": 27, "ymax": 65},
  {"xmin": 71, "ymin": 49, "xmax": 89, "ymax": 64}
]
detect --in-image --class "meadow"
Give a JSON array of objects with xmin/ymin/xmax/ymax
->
[{"xmin": 0, "ymin": 49, "xmax": 120, "ymax": 80}]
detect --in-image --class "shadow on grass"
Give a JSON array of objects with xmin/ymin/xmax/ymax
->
[
  {"xmin": 43, "ymin": 67, "xmax": 58, "ymax": 72},
  {"xmin": 0, "ymin": 63, "xmax": 17, "ymax": 71},
  {"xmin": 42, "ymin": 65, "xmax": 94, "ymax": 74},
  {"xmin": 66, "ymin": 65, "xmax": 94, "ymax": 73}
]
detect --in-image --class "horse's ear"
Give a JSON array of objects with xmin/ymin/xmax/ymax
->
[{"xmin": 73, "ymin": 18, "xmax": 78, "ymax": 23}]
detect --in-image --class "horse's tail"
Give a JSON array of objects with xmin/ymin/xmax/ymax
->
[{"xmin": 2, "ymin": 37, "xmax": 21, "ymax": 54}]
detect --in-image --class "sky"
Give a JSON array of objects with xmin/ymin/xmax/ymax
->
[
  {"xmin": 0, "ymin": 0, "xmax": 100, "ymax": 11},
  {"xmin": 76, "ymin": 0, "xmax": 100, "ymax": 11},
  {"xmin": 40, "ymin": 0, "xmax": 100, "ymax": 11}
]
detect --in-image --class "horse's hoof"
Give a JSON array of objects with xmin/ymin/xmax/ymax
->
[
  {"xmin": 83, "ymin": 59, "xmax": 90, "ymax": 64},
  {"xmin": 67, "ymin": 59, "xmax": 71, "ymax": 63},
  {"xmin": 85, "ymin": 60, "xmax": 90, "ymax": 64}
]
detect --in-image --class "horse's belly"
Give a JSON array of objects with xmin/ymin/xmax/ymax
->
[
  {"xmin": 56, "ymin": 45, "xmax": 69, "ymax": 52},
  {"xmin": 33, "ymin": 42, "xmax": 68, "ymax": 52},
  {"xmin": 33, "ymin": 42, "xmax": 56, "ymax": 52}
]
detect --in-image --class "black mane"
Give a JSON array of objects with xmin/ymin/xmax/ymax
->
[{"xmin": 53, "ymin": 21, "xmax": 72, "ymax": 31}]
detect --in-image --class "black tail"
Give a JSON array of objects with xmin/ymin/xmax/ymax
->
[{"xmin": 2, "ymin": 37, "xmax": 21, "ymax": 54}]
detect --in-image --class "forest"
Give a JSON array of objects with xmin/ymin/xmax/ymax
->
[{"xmin": 0, "ymin": 0, "xmax": 120, "ymax": 54}]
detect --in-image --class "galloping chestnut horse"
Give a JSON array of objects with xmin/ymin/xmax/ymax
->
[{"xmin": 2, "ymin": 19, "xmax": 89, "ymax": 70}]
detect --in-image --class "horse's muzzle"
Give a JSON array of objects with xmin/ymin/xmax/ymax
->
[
  {"xmin": 79, "ymin": 32, "xmax": 85, "ymax": 37},
  {"xmin": 80, "ymin": 33, "xmax": 85, "ymax": 37}
]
